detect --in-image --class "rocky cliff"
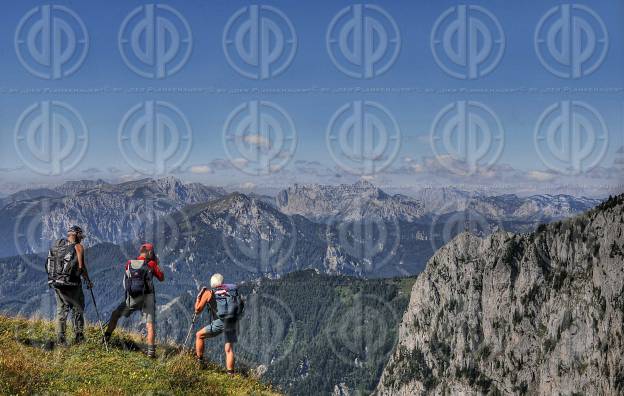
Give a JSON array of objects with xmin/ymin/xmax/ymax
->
[{"xmin": 376, "ymin": 195, "xmax": 624, "ymax": 395}]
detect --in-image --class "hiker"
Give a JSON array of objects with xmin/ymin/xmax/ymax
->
[
  {"xmin": 46, "ymin": 225, "xmax": 91, "ymax": 345},
  {"xmin": 194, "ymin": 273, "xmax": 244, "ymax": 374},
  {"xmin": 104, "ymin": 243, "xmax": 164, "ymax": 358}
]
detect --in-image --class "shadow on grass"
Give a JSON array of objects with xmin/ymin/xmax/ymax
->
[{"xmin": 15, "ymin": 336, "xmax": 56, "ymax": 351}]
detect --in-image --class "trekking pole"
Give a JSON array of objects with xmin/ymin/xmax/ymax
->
[
  {"xmin": 85, "ymin": 275, "xmax": 109, "ymax": 352},
  {"xmin": 182, "ymin": 312, "xmax": 197, "ymax": 351}
]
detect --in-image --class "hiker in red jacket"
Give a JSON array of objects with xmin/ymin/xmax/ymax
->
[{"xmin": 104, "ymin": 243, "xmax": 164, "ymax": 358}]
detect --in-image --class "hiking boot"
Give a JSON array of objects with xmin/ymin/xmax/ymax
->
[
  {"xmin": 56, "ymin": 335, "xmax": 67, "ymax": 347},
  {"xmin": 196, "ymin": 356, "xmax": 207, "ymax": 370},
  {"xmin": 103, "ymin": 332, "xmax": 111, "ymax": 344},
  {"xmin": 146, "ymin": 345, "xmax": 156, "ymax": 359},
  {"xmin": 74, "ymin": 333, "xmax": 85, "ymax": 344},
  {"xmin": 226, "ymin": 370, "xmax": 236, "ymax": 376}
]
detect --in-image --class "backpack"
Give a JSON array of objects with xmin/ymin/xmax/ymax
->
[
  {"xmin": 123, "ymin": 259, "xmax": 153, "ymax": 298},
  {"xmin": 213, "ymin": 284, "xmax": 244, "ymax": 320},
  {"xmin": 46, "ymin": 239, "xmax": 80, "ymax": 288}
]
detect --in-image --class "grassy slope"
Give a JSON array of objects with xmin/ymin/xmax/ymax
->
[{"xmin": 0, "ymin": 315, "xmax": 279, "ymax": 396}]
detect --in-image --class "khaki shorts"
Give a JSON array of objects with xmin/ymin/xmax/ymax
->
[
  {"xmin": 113, "ymin": 293, "xmax": 156, "ymax": 324},
  {"xmin": 203, "ymin": 318, "xmax": 239, "ymax": 344}
]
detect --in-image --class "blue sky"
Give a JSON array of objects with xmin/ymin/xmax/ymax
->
[{"xmin": 0, "ymin": 0, "xmax": 622, "ymax": 194}]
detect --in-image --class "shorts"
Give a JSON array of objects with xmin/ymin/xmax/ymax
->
[
  {"xmin": 113, "ymin": 292, "xmax": 156, "ymax": 325},
  {"xmin": 203, "ymin": 318, "xmax": 238, "ymax": 344}
]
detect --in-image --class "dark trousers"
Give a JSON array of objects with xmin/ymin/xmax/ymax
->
[{"xmin": 53, "ymin": 286, "xmax": 85, "ymax": 339}]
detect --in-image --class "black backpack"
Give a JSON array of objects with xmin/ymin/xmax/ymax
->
[
  {"xmin": 123, "ymin": 259, "xmax": 153, "ymax": 298},
  {"xmin": 46, "ymin": 239, "xmax": 80, "ymax": 288},
  {"xmin": 214, "ymin": 284, "xmax": 244, "ymax": 320}
]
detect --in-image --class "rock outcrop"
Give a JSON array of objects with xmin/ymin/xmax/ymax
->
[{"xmin": 376, "ymin": 195, "xmax": 624, "ymax": 395}]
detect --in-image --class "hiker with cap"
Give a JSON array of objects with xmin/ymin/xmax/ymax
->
[
  {"xmin": 194, "ymin": 273, "xmax": 244, "ymax": 374},
  {"xmin": 104, "ymin": 243, "xmax": 164, "ymax": 358},
  {"xmin": 46, "ymin": 225, "xmax": 91, "ymax": 345}
]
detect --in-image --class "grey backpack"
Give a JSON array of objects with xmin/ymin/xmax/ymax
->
[{"xmin": 46, "ymin": 239, "xmax": 80, "ymax": 288}]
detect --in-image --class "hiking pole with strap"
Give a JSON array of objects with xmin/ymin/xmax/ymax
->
[{"xmin": 85, "ymin": 275, "xmax": 109, "ymax": 352}]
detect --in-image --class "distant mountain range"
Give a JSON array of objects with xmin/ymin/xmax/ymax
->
[
  {"xmin": 0, "ymin": 177, "xmax": 225, "ymax": 258},
  {"xmin": 0, "ymin": 177, "xmax": 602, "ymax": 279},
  {"xmin": 277, "ymin": 180, "xmax": 426, "ymax": 222}
]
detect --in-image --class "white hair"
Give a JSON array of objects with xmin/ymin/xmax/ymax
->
[{"xmin": 210, "ymin": 273, "xmax": 224, "ymax": 288}]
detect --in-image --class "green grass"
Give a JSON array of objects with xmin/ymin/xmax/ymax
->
[{"xmin": 0, "ymin": 315, "xmax": 279, "ymax": 396}]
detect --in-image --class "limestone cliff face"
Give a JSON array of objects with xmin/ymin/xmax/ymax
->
[{"xmin": 376, "ymin": 195, "xmax": 624, "ymax": 395}]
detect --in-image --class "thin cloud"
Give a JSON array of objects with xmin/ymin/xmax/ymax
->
[
  {"xmin": 189, "ymin": 165, "xmax": 213, "ymax": 174},
  {"xmin": 527, "ymin": 170, "xmax": 556, "ymax": 182},
  {"xmin": 241, "ymin": 134, "xmax": 271, "ymax": 149}
]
